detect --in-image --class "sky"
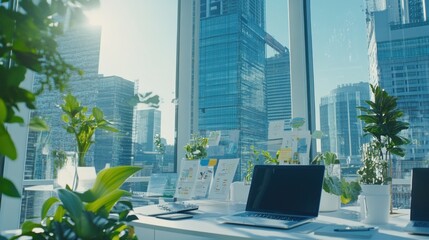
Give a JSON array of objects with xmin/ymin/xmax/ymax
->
[{"xmin": 93, "ymin": 0, "xmax": 370, "ymax": 144}]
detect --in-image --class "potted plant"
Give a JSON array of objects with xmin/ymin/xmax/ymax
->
[
  {"xmin": 0, "ymin": 0, "xmax": 100, "ymax": 202},
  {"xmin": 184, "ymin": 133, "xmax": 209, "ymax": 160},
  {"xmin": 11, "ymin": 166, "xmax": 141, "ymax": 239},
  {"xmin": 357, "ymin": 84, "xmax": 409, "ymax": 223},
  {"xmin": 58, "ymin": 93, "xmax": 118, "ymax": 191},
  {"xmin": 312, "ymin": 152, "xmax": 361, "ymax": 211}
]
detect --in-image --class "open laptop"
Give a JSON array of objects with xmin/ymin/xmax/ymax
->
[
  {"xmin": 405, "ymin": 168, "xmax": 429, "ymax": 235},
  {"xmin": 218, "ymin": 165, "xmax": 325, "ymax": 229}
]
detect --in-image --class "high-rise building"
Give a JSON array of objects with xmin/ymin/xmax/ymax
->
[
  {"xmin": 26, "ymin": 25, "xmax": 102, "ymax": 178},
  {"xmin": 319, "ymin": 82, "xmax": 370, "ymax": 164},
  {"xmin": 135, "ymin": 109, "xmax": 161, "ymax": 152},
  {"xmin": 133, "ymin": 109, "xmax": 161, "ymax": 174},
  {"xmin": 266, "ymin": 50, "xmax": 292, "ymax": 130},
  {"xmin": 94, "ymin": 75, "xmax": 135, "ymax": 171},
  {"xmin": 366, "ymin": 0, "xmax": 429, "ymax": 176},
  {"xmin": 198, "ymin": 0, "xmax": 267, "ymax": 179},
  {"xmin": 22, "ymin": 25, "xmax": 101, "ymax": 224}
]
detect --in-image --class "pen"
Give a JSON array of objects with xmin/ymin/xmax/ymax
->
[{"xmin": 334, "ymin": 226, "xmax": 376, "ymax": 232}]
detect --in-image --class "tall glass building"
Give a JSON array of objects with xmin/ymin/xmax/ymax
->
[
  {"xmin": 366, "ymin": 0, "xmax": 429, "ymax": 177},
  {"xmin": 319, "ymin": 82, "xmax": 370, "ymax": 164},
  {"xmin": 198, "ymin": 0, "xmax": 267, "ymax": 179},
  {"xmin": 94, "ymin": 75, "xmax": 135, "ymax": 171},
  {"xmin": 266, "ymin": 50, "xmax": 291, "ymax": 130}
]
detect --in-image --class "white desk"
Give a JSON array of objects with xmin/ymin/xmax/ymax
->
[{"xmin": 132, "ymin": 200, "xmax": 426, "ymax": 240}]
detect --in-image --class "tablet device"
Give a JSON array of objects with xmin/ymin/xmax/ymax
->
[{"xmin": 156, "ymin": 213, "xmax": 194, "ymax": 220}]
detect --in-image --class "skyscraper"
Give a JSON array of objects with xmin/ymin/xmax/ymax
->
[
  {"xmin": 22, "ymin": 25, "xmax": 101, "ymax": 224},
  {"xmin": 366, "ymin": 0, "xmax": 429, "ymax": 176},
  {"xmin": 133, "ymin": 109, "xmax": 161, "ymax": 174},
  {"xmin": 26, "ymin": 25, "xmax": 102, "ymax": 179},
  {"xmin": 198, "ymin": 0, "xmax": 267, "ymax": 179},
  {"xmin": 94, "ymin": 75, "xmax": 135, "ymax": 171},
  {"xmin": 266, "ymin": 50, "xmax": 292, "ymax": 130},
  {"xmin": 135, "ymin": 109, "xmax": 161, "ymax": 152},
  {"xmin": 319, "ymin": 82, "xmax": 370, "ymax": 164}
]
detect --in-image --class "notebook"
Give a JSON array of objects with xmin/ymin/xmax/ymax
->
[
  {"xmin": 405, "ymin": 168, "xmax": 429, "ymax": 235},
  {"xmin": 218, "ymin": 165, "xmax": 325, "ymax": 229}
]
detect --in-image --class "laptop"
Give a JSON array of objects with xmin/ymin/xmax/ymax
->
[
  {"xmin": 405, "ymin": 168, "xmax": 429, "ymax": 235},
  {"xmin": 218, "ymin": 165, "xmax": 325, "ymax": 229}
]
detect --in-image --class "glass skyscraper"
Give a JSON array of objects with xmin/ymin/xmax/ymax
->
[
  {"xmin": 26, "ymin": 25, "xmax": 102, "ymax": 179},
  {"xmin": 366, "ymin": 0, "xmax": 429, "ymax": 176},
  {"xmin": 266, "ymin": 50, "xmax": 292, "ymax": 130},
  {"xmin": 319, "ymin": 82, "xmax": 370, "ymax": 165},
  {"xmin": 94, "ymin": 75, "xmax": 135, "ymax": 171},
  {"xmin": 198, "ymin": 0, "xmax": 267, "ymax": 179}
]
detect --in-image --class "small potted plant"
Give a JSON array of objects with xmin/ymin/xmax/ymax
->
[
  {"xmin": 357, "ymin": 84, "xmax": 409, "ymax": 223},
  {"xmin": 59, "ymin": 93, "xmax": 118, "ymax": 190},
  {"xmin": 184, "ymin": 133, "xmax": 209, "ymax": 160},
  {"xmin": 312, "ymin": 152, "xmax": 361, "ymax": 211}
]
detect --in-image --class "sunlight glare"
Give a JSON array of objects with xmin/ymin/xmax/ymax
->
[{"xmin": 84, "ymin": 10, "xmax": 103, "ymax": 26}]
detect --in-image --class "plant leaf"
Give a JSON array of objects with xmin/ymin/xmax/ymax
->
[
  {"xmin": 0, "ymin": 177, "xmax": 20, "ymax": 197},
  {"xmin": 85, "ymin": 189, "xmax": 130, "ymax": 213},
  {"xmin": 90, "ymin": 166, "xmax": 141, "ymax": 199},
  {"xmin": 41, "ymin": 196, "xmax": 60, "ymax": 219},
  {"xmin": 0, "ymin": 124, "xmax": 17, "ymax": 160},
  {"xmin": 29, "ymin": 117, "xmax": 50, "ymax": 131}
]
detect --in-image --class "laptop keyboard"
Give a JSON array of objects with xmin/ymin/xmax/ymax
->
[
  {"xmin": 237, "ymin": 212, "xmax": 306, "ymax": 222},
  {"xmin": 414, "ymin": 222, "xmax": 429, "ymax": 228}
]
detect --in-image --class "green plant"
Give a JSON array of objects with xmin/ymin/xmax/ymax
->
[
  {"xmin": 60, "ymin": 93, "xmax": 118, "ymax": 167},
  {"xmin": 312, "ymin": 152, "xmax": 361, "ymax": 204},
  {"xmin": 184, "ymin": 134, "xmax": 209, "ymax": 160},
  {"xmin": 0, "ymin": 0, "xmax": 99, "ymax": 199},
  {"xmin": 52, "ymin": 149, "xmax": 68, "ymax": 178},
  {"xmin": 12, "ymin": 166, "xmax": 141, "ymax": 240},
  {"xmin": 357, "ymin": 84, "xmax": 410, "ymax": 185},
  {"xmin": 357, "ymin": 142, "xmax": 389, "ymax": 185}
]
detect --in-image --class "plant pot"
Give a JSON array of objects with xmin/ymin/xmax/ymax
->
[
  {"xmin": 75, "ymin": 166, "xmax": 97, "ymax": 192},
  {"xmin": 359, "ymin": 184, "xmax": 390, "ymax": 225},
  {"xmin": 230, "ymin": 181, "xmax": 250, "ymax": 203},
  {"xmin": 319, "ymin": 190, "xmax": 340, "ymax": 212}
]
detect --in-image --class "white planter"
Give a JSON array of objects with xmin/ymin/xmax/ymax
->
[
  {"xmin": 359, "ymin": 184, "xmax": 390, "ymax": 225},
  {"xmin": 230, "ymin": 181, "xmax": 250, "ymax": 203},
  {"xmin": 319, "ymin": 191, "xmax": 340, "ymax": 212}
]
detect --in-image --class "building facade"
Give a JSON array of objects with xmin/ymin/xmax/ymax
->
[
  {"xmin": 366, "ymin": 0, "xmax": 429, "ymax": 176},
  {"xmin": 319, "ymin": 82, "xmax": 370, "ymax": 164},
  {"xmin": 198, "ymin": 0, "xmax": 267, "ymax": 179},
  {"xmin": 266, "ymin": 50, "xmax": 292, "ymax": 130},
  {"xmin": 94, "ymin": 75, "xmax": 135, "ymax": 171}
]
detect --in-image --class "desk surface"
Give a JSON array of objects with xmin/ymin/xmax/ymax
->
[{"xmin": 132, "ymin": 200, "xmax": 427, "ymax": 240}]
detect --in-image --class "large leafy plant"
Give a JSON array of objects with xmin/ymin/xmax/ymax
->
[
  {"xmin": 60, "ymin": 93, "xmax": 118, "ymax": 167},
  {"xmin": 357, "ymin": 84, "xmax": 410, "ymax": 185},
  {"xmin": 0, "ymin": 0, "xmax": 99, "ymax": 199},
  {"xmin": 312, "ymin": 152, "xmax": 361, "ymax": 204},
  {"xmin": 11, "ymin": 166, "xmax": 141, "ymax": 239}
]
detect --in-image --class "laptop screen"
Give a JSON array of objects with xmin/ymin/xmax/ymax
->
[
  {"xmin": 245, "ymin": 165, "xmax": 324, "ymax": 217},
  {"xmin": 410, "ymin": 168, "xmax": 429, "ymax": 221}
]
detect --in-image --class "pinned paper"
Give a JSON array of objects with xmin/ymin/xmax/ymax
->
[
  {"xmin": 208, "ymin": 158, "xmax": 239, "ymax": 200},
  {"xmin": 175, "ymin": 159, "xmax": 199, "ymax": 199}
]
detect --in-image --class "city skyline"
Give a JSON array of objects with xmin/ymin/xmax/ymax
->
[{"xmin": 93, "ymin": 1, "xmax": 370, "ymax": 144}]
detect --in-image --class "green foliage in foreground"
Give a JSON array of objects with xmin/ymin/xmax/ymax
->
[{"xmin": 12, "ymin": 166, "xmax": 141, "ymax": 240}]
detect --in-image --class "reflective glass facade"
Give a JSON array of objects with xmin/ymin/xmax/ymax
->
[
  {"xmin": 320, "ymin": 82, "xmax": 370, "ymax": 165},
  {"xmin": 366, "ymin": 0, "xmax": 429, "ymax": 176},
  {"xmin": 199, "ymin": 0, "xmax": 267, "ymax": 179}
]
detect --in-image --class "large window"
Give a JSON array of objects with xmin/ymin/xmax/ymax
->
[
  {"xmin": 311, "ymin": 0, "xmax": 429, "ymax": 209},
  {"xmin": 9, "ymin": 0, "xmax": 428, "ymax": 228}
]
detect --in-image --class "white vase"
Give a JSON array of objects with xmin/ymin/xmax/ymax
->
[
  {"xmin": 319, "ymin": 190, "xmax": 340, "ymax": 212},
  {"xmin": 359, "ymin": 184, "xmax": 390, "ymax": 225},
  {"xmin": 230, "ymin": 181, "xmax": 250, "ymax": 203}
]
